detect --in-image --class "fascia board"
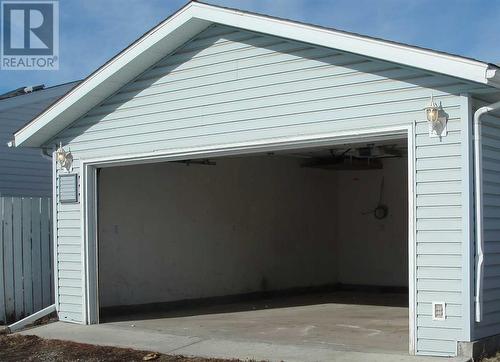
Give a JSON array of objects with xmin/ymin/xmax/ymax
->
[{"xmin": 191, "ymin": 3, "xmax": 493, "ymax": 87}]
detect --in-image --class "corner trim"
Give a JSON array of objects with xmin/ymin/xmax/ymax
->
[{"xmin": 460, "ymin": 93, "xmax": 474, "ymax": 342}]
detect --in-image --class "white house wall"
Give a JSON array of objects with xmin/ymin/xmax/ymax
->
[{"xmin": 49, "ymin": 25, "xmax": 480, "ymax": 356}]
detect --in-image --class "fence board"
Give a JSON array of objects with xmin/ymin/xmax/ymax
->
[
  {"xmin": 41, "ymin": 199, "xmax": 51, "ymax": 307},
  {"xmin": 13, "ymin": 198, "xmax": 23, "ymax": 320},
  {"xmin": 3, "ymin": 198, "xmax": 15, "ymax": 322},
  {"xmin": 22, "ymin": 198, "xmax": 33, "ymax": 316},
  {"xmin": 31, "ymin": 198, "xmax": 42, "ymax": 312},
  {"xmin": 0, "ymin": 197, "xmax": 52, "ymax": 324}
]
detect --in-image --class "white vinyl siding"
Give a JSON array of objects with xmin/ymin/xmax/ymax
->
[
  {"xmin": 55, "ymin": 171, "xmax": 83, "ymax": 323},
  {"xmin": 49, "ymin": 25, "xmax": 481, "ymax": 355}
]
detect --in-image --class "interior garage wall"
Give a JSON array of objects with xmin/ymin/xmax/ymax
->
[
  {"xmin": 98, "ymin": 156, "xmax": 339, "ymax": 307},
  {"xmin": 98, "ymin": 154, "xmax": 408, "ymax": 308},
  {"xmin": 336, "ymin": 157, "xmax": 408, "ymax": 287}
]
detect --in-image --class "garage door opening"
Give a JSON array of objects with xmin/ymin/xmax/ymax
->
[{"xmin": 95, "ymin": 137, "xmax": 409, "ymax": 353}]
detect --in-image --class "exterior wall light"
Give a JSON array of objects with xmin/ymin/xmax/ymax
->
[
  {"xmin": 424, "ymin": 95, "xmax": 447, "ymax": 138},
  {"xmin": 56, "ymin": 143, "xmax": 73, "ymax": 172}
]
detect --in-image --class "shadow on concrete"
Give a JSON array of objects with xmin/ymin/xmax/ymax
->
[{"xmin": 100, "ymin": 284, "xmax": 408, "ymax": 323}]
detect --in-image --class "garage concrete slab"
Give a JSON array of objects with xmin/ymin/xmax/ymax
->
[
  {"xmin": 18, "ymin": 292, "xmax": 468, "ymax": 361},
  {"xmin": 18, "ymin": 322, "xmax": 466, "ymax": 362},
  {"xmin": 103, "ymin": 291, "xmax": 410, "ymax": 354}
]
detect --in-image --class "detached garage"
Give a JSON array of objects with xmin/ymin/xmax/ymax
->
[{"xmin": 11, "ymin": 1, "xmax": 500, "ymax": 359}]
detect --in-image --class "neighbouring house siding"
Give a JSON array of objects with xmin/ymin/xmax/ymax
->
[
  {"xmin": 473, "ymin": 106, "xmax": 500, "ymax": 340},
  {"xmin": 0, "ymin": 83, "xmax": 77, "ymax": 197},
  {"xmin": 48, "ymin": 25, "xmax": 483, "ymax": 355}
]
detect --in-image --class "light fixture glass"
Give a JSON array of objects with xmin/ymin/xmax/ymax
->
[
  {"xmin": 425, "ymin": 95, "xmax": 439, "ymax": 124},
  {"xmin": 424, "ymin": 95, "xmax": 448, "ymax": 138},
  {"xmin": 56, "ymin": 143, "xmax": 73, "ymax": 171},
  {"xmin": 56, "ymin": 144, "xmax": 66, "ymax": 166}
]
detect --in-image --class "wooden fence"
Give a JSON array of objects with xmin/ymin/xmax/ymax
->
[{"xmin": 0, "ymin": 197, "xmax": 53, "ymax": 325}]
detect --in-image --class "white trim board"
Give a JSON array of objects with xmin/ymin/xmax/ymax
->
[
  {"xmin": 460, "ymin": 93, "xmax": 474, "ymax": 342},
  {"xmin": 13, "ymin": 1, "xmax": 500, "ymax": 148},
  {"xmin": 79, "ymin": 125, "xmax": 416, "ymax": 354},
  {"xmin": 408, "ymin": 121, "xmax": 417, "ymax": 355},
  {"xmin": 51, "ymin": 149, "xmax": 59, "ymax": 314}
]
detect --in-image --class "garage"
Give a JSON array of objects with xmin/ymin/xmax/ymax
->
[
  {"xmin": 14, "ymin": 1, "xmax": 500, "ymax": 357},
  {"xmin": 96, "ymin": 137, "xmax": 410, "ymax": 353}
]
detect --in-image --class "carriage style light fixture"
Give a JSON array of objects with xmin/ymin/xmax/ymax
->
[
  {"xmin": 56, "ymin": 143, "xmax": 73, "ymax": 172},
  {"xmin": 424, "ymin": 95, "xmax": 447, "ymax": 138},
  {"xmin": 425, "ymin": 95, "xmax": 439, "ymax": 123}
]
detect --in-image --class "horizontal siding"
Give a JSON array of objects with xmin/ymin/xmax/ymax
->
[
  {"xmin": 54, "ymin": 161, "xmax": 83, "ymax": 323},
  {"xmin": 414, "ymin": 110, "xmax": 464, "ymax": 353},
  {"xmin": 0, "ymin": 83, "xmax": 76, "ymax": 197},
  {"xmin": 48, "ymin": 25, "xmax": 475, "ymax": 353},
  {"xmin": 475, "ymin": 112, "xmax": 500, "ymax": 339},
  {"xmin": 417, "ymin": 339, "xmax": 457, "ymax": 357}
]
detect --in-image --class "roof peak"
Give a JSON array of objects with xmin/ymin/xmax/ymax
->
[
  {"xmin": 196, "ymin": 0, "xmax": 497, "ymax": 68},
  {"xmin": 13, "ymin": 1, "xmax": 500, "ymax": 147}
]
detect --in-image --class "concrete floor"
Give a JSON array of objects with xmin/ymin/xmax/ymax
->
[
  {"xmin": 19, "ymin": 291, "xmax": 466, "ymax": 362},
  {"xmin": 103, "ymin": 290, "xmax": 409, "ymax": 353}
]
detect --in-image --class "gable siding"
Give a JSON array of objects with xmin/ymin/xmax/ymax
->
[
  {"xmin": 50, "ymin": 25, "xmax": 477, "ymax": 355},
  {"xmin": 474, "ymin": 109, "xmax": 500, "ymax": 339}
]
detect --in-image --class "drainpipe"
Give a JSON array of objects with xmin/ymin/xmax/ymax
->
[
  {"xmin": 8, "ymin": 139, "xmax": 52, "ymax": 161},
  {"xmin": 474, "ymin": 100, "xmax": 500, "ymax": 323},
  {"xmin": 40, "ymin": 147, "xmax": 53, "ymax": 161}
]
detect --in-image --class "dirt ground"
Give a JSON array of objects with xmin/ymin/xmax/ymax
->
[
  {"xmin": 0, "ymin": 334, "xmax": 255, "ymax": 362},
  {"xmin": 484, "ymin": 354, "xmax": 500, "ymax": 362}
]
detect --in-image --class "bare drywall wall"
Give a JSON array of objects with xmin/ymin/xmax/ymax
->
[
  {"xmin": 336, "ymin": 157, "xmax": 408, "ymax": 287},
  {"xmin": 98, "ymin": 156, "xmax": 339, "ymax": 307},
  {"xmin": 98, "ymin": 154, "xmax": 408, "ymax": 308}
]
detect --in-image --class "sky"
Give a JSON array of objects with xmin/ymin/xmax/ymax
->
[{"xmin": 0, "ymin": 0, "xmax": 500, "ymax": 94}]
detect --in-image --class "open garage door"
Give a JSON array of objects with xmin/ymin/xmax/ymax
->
[{"xmin": 94, "ymin": 137, "xmax": 410, "ymax": 354}]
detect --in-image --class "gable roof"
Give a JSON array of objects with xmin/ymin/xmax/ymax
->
[{"xmin": 13, "ymin": 0, "xmax": 500, "ymax": 148}]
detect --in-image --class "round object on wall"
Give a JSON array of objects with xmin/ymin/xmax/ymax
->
[{"xmin": 374, "ymin": 204, "xmax": 389, "ymax": 220}]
